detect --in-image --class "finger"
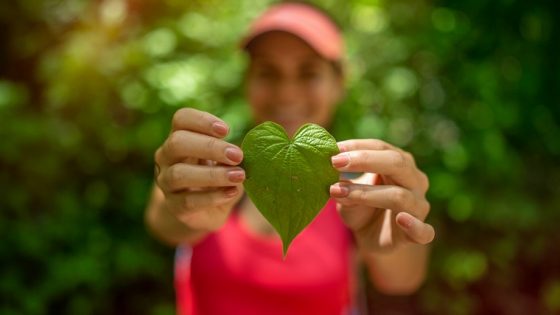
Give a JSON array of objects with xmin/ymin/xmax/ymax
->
[
  {"xmin": 158, "ymin": 164, "xmax": 245, "ymax": 192},
  {"xmin": 336, "ymin": 139, "xmax": 429, "ymax": 193},
  {"xmin": 160, "ymin": 130, "xmax": 243, "ymax": 166},
  {"xmin": 172, "ymin": 107, "xmax": 229, "ymax": 138},
  {"xmin": 337, "ymin": 139, "xmax": 396, "ymax": 152},
  {"xmin": 332, "ymin": 150, "xmax": 419, "ymax": 190},
  {"xmin": 166, "ymin": 186, "xmax": 241, "ymax": 215},
  {"xmin": 329, "ymin": 183, "xmax": 430, "ymax": 220},
  {"xmin": 395, "ymin": 212, "xmax": 435, "ymax": 245},
  {"xmin": 336, "ymin": 202, "xmax": 383, "ymax": 232}
]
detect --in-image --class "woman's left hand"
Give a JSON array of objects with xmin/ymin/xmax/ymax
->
[{"xmin": 329, "ymin": 139, "xmax": 435, "ymax": 253}]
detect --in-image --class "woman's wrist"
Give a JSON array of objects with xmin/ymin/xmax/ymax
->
[
  {"xmin": 145, "ymin": 185, "xmax": 209, "ymax": 246},
  {"xmin": 358, "ymin": 240, "xmax": 430, "ymax": 294}
]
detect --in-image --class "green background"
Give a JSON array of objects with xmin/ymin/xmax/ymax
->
[{"xmin": 1, "ymin": 0, "xmax": 559, "ymax": 314}]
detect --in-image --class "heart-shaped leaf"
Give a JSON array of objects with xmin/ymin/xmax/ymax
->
[{"xmin": 241, "ymin": 121, "xmax": 340, "ymax": 257}]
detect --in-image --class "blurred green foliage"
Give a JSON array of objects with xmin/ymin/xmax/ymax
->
[{"xmin": 1, "ymin": 0, "xmax": 559, "ymax": 314}]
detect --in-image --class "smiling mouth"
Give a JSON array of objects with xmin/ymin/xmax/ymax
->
[
  {"xmin": 266, "ymin": 110, "xmax": 310, "ymax": 133},
  {"xmin": 274, "ymin": 119, "xmax": 302, "ymax": 125},
  {"xmin": 272, "ymin": 114, "xmax": 306, "ymax": 125},
  {"xmin": 273, "ymin": 119, "xmax": 304, "ymax": 131},
  {"xmin": 277, "ymin": 123, "xmax": 304, "ymax": 138}
]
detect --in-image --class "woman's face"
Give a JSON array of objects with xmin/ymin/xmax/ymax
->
[{"xmin": 245, "ymin": 31, "xmax": 343, "ymax": 137}]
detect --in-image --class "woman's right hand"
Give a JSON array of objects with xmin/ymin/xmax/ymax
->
[{"xmin": 154, "ymin": 107, "xmax": 245, "ymax": 232}]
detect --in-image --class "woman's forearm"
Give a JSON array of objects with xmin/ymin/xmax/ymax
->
[
  {"xmin": 361, "ymin": 243, "xmax": 430, "ymax": 295},
  {"xmin": 144, "ymin": 185, "xmax": 208, "ymax": 246}
]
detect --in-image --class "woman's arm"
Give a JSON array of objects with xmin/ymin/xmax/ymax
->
[
  {"xmin": 360, "ymin": 241, "xmax": 430, "ymax": 294},
  {"xmin": 329, "ymin": 139, "xmax": 435, "ymax": 295},
  {"xmin": 144, "ymin": 107, "xmax": 246, "ymax": 247}
]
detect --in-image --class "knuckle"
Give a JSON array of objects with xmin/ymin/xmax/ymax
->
[
  {"xmin": 417, "ymin": 198, "xmax": 431, "ymax": 218},
  {"xmin": 404, "ymin": 152, "xmax": 416, "ymax": 165},
  {"xmin": 205, "ymin": 136, "xmax": 218, "ymax": 152},
  {"xmin": 207, "ymin": 166, "xmax": 221, "ymax": 183},
  {"xmin": 391, "ymin": 188, "xmax": 410, "ymax": 209},
  {"xmin": 166, "ymin": 131, "xmax": 184, "ymax": 153},
  {"xmin": 372, "ymin": 139, "xmax": 390, "ymax": 150},
  {"xmin": 420, "ymin": 171, "xmax": 430, "ymax": 191},
  {"xmin": 154, "ymin": 147, "xmax": 164, "ymax": 165},
  {"xmin": 167, "ymin": 165, "xmax": 184, "ymax": 190},
  {"xmin": 390, "ymin": 151, "xmax": 408, "ymax": 169},
  {"xmin": 155, "ymin": 171, "xmax": 165, "ymax": 190},
  {"xmin": 207, "ymin": 166, "xmax": 215, "ymax": 180},
  {"xmin": 172, "ymin": 108, "xmax": 190, "ymax": 129}
]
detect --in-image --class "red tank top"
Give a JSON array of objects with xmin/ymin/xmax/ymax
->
[{"xmin": 175, "ymin": 199, "xmax": 355, "ymax": 315}]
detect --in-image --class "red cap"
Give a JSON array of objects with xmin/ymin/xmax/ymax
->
[{"xmin": 241, "ymin": 3, "xmax": 343, "ymax": 61}]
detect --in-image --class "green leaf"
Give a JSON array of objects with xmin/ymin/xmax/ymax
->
[{"xmin": 241, "ymin": 122, "xmax": 340, "ymax": 257}]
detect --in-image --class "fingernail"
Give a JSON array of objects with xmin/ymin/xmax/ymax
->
[
  {"xmin": 331, "ymin": 154, "xmax": 349, "ymax": 168},
  {"xmin": 227, "ymin": 169, "xmax": 245, "ymax": 183},
  {"xmin": 330, "ymin": 184, "xmax": 349, "ymax": 197},
  {"xmin": 225, "ymin": 147, "xmax": 243, "ymax": 164},
  {"xmin": 224, "ymin": 187, "xmax": 238, "ymax": 197},
  {"xmin": 212, "ymin": 122, "xmax": 229, "ymax": 136},
  {"xmin": 337, "ymin": 143, "xmax": 347, "ymax": 152}
]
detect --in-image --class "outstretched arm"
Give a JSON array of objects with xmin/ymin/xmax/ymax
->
[
  {"xmin": 330, "ymin": 139, "xmax": 434, "ymax": 294},
  {"xmin": 144, "ymin": 108, "xmax": 245, "ymax": 246}
]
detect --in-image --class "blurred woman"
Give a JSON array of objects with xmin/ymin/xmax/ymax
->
[{"xmin": 145, "ymin": 3, "xmax": 434, "ymax": 314}]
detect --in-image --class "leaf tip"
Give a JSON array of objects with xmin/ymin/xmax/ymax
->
[
  {"xmin": 280, "ymin": 232, "xmax": 296, "ymax": 260},
  {"xmin": 282, "ymin": 241, "xmax": 291, "ymax": 260}
]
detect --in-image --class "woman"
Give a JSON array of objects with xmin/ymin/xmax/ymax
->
[{"xmin": 145, "ymin": 3, "xmax": 435, "ymax": 314}]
